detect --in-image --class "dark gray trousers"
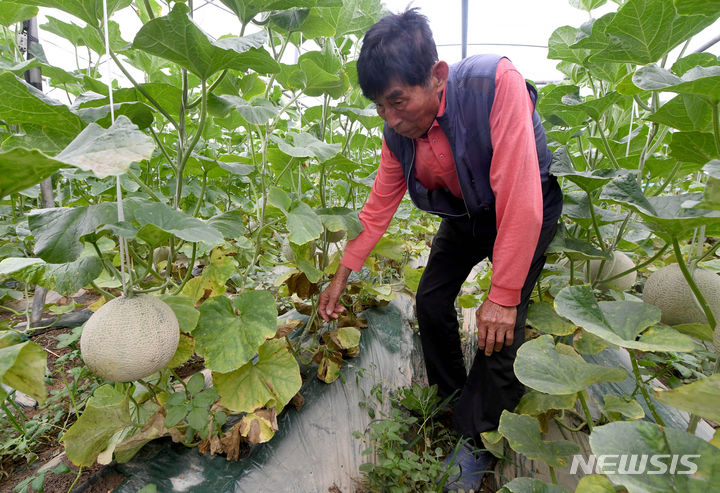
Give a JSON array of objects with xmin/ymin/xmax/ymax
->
[{"xmin": 416, "ymin": 216, "xmax": 557, "ymax": 443}]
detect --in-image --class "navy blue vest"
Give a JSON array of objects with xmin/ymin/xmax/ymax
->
[{"xmin": 383, "ymin": 54, "xmax": 563, "ymax": 231}]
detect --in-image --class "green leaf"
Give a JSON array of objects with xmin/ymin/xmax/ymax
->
[
  {"xmin": 316, "ymin": 207, "xmax": 363, "ymax": 240},
  {"xmin": 514, "ymin": 335, "xmax": 627, "ymax": 394},
  {"xmin": 12, "ymin": 0, "xmax": 130, "ymax": 27},
  {"xmin": 555, "ymin": 285, "xmax": 696, "ymax": 351},
  {"xmin": 41, "ymin": 16, "xmax": 126, "ymax": 54},
  {"xmin": 498, "ymin": 411, "xmax": 579, "ymax": 468},
  {"xmin": 332, "ymin": 105, "xmax": 382, "ymax": 130},
  {"xmin": 28, "ymin": 203, "xmax": 118, "ymax": 263},
  {"xmin": 573, "ymin": 329, "xmax": 608, "ymax": 355},
  {"xmin": 61, "ymin": 385, "xmax": 133, "ymax": 466},
  {"xmin": 0, "ymin": 116, "xmax": 153, "ymax": 196},
  {"xmin": 270, "ymin": 8, "xmax": 311, "ymax": 31},
  {"xmin": 271, "ymin": 132, "xmax": 341, "ymax": 162},
  {"xmin": 167, "ymin": 333, "xmax": 194, "ymax": 368},
  {"xmin": 194, "ymin": 291, "xmax": 277, "ymax": 373},
  {"xmin": 537, "ymin": 85, "xmax": 589, "ymax": 127},
  {"xmin": 647, "ymin": 94, "xmax": 712, "ymax": 132},
  {"xmin": 701, "ymin": 160, "xmax": 720, "ymax": 209},
  {"xmin": 669, "ymin": 131, "xmax": 720, "ymax": 164},
  {"xmin": 207, "ymin": 211, "xmax": 249, "ymax": 239},
  {"xmin": 0, "ymin": 137, "xmax": 60, "ymax": 169},
  {"xmin": 268, "ymin": 187, "xmax": 292, "ymax": 213},
  {"xmin": 132, "ymin": 4, "xmax": 279, "ymax": 80},
  {"xmin": 560, "ymin": 91, "xmax": 627, "ymax": 122},
  {"xmin": 602, "ymin": 394, "xmax": 645, "ymax": 420},
  {"xmin": 574, "ymin": 475, "xmax": 616, "ymax": 493},
  {"xmin": 295, "ymin": 258, "xmax": 323, "ymax": 284},
  {"xmin": 0, "ymin": 72, "xmax": 85, "ymax": 147},
  {"xmin": 158, "ymin": 295, "xmax": 199, "ymax": 334},
  {"xmin": 674, "ymin": 0, "xmax": 720, "ymax": 18},
  {"xmin": 286, "ymin": 202, "xmax": 324, "ymax": 245},
  {"xmin": 402, "ymin": 265, "xmax": 424, "ymax": 293},
  {"xmin": 527, "ymin": 302, "xmax": 577, "ymax": 336},
  {"xmin": 671, "ymin": 322, "xmax": 714, "ymax": 342},
  {"xmin": 498, "ymin": 477, "xmax": 569, "ymax": 493},
  {"xmin": 213, "ymin": 338, "xmax": 301, "ymax": 413},
  {"xmin": 548, "ymin": 25, "xmax": 591, "ymax": 64},
  {"xmin": 208, "ymin": 95, "xmax": 279, "ymax": 125},
  {"xmin": 547, "ymin": 225, "xmax": 609, "ymax": 261},
  {"xmin": 217, "ymin": 0, "xmax": 315, "ymax": 25},
  {"xmin": 514, "ymin": 391, "xmax": 577, "ymax": 416},
  {"xmin": 187, "ymin": 406, "xmax": 209, "ymax": 430},
  {"xmin": 164, "ymin": 404, "xmax": 186, "ymax": 428},
  {"xmin": 601, "ymin": 173, "xmax": 720, "ymax": 237},
  {"xmin": 0, "ymin": 340, "xmax": 47, "ymax": 404},
  {"xmin": 40, "ymin": 256, "xmax": 103, "ymax": 295},
  {"xmin": 589, "ymin": 421, "xmax": 720, "ymax": 490},
  {"xmin": 55, "ymin": 116, "xmax": 154, "ymax": 178},
  {"xmin": 124, "ymin": 198, "xmax": 224, "ymax": 247},
  {"xmin": 550, "ymin": 146, "xmax": 618, "ymax": 193},
  {"xmin": 187, "ymin": 373, "xmax": 205, "ymax": 395},
  {"xmin": 654, "ymin": 375, "xmax": 720, "ymax": 423},
  {"xmin": 371, "ymin": 237, "xmax": 405, "ymax": 262},
  {"xmin": 0, "ymin": 2, "xmax": 38, "ymax": 27},
  {"xmin": 634, "ymin": 64, "xmax": 720, "ymax": 103},
  {"xmin": 582, "ymin": 0, "xmax": 718, "ymax": 64}
]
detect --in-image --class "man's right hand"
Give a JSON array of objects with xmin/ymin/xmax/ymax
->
[{"xmin": 319, "ymin": 265, "xmax": 352, "ymax": 321}]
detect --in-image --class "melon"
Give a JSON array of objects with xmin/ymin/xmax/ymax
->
[
  {"xmin": 80, "ymin": 294, "xmax": 180, "ymax": 382},
  {"xmin": 586, "ymin": 251, "xmax": 637, "ymax": 291},
  {"xmin": 643, "ymin": 264, "xmax": 720, "ymax": 326}
]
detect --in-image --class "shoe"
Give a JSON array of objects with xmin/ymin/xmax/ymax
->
[{"xmin": 440, "ymin": 442, "xmax": 494, "ymax": 492}]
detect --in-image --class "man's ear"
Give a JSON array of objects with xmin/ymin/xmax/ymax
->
[{"xmin": 431, "ymin": 61, "xmax": 449, "ymax": 90}]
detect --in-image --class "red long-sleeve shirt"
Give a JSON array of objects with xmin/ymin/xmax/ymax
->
[{"xmin": 341, "ymin": 58, "xmax": 543, "ymax": 307}]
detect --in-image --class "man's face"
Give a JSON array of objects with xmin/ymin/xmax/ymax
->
[{"xmin": 373, "ymin": 80, "xmax": 442, "ymax": 139}]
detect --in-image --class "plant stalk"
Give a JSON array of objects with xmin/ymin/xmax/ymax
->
[
  {"xmin": 577, "ymin": 391, "xmax": 594, "ymax": 433},
  {"xmin": 629, "ymin": 350, "xmax": 665, "ymax": 426}
]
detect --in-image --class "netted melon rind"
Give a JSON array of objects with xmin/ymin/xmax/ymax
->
[{"xmin": 80, "ymin": 294, "xmax": 180, "ymax": 382}]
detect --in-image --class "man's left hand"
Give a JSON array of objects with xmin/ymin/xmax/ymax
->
[{"xmin": 475, "ymin": 300, "xmax": 517, "ymax": 357}]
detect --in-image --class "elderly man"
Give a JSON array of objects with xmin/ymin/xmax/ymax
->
[{"xmin": 319, "ymin": 8, "xmax": 563, "ymax": 490}]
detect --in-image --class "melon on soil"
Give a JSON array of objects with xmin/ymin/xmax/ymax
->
[
  {"xmin": 643, "ymin": 264, "xmax": 720, "ymax": 326},
  {"xmin": 80, "ymin": 294, "xmax": 179, "ymax": 382},
  {"xmin": 586, "ymin": 251, "xmax": 637, "ymax": 291}
]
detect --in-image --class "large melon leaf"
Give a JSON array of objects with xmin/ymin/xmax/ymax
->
[
  {"xmin": 133, "ymin": 4, "xmax": 279, "ymax": 80},
  {"xmin": 589, "ymin": 421, "xmax": 720, "ymax": 492},
  {"xmin": 514, "ymin": 335, "xmax": 627, "ymax": 394},
  {"xmin": 555, "ymin": 285, "xmax": 696, "ymax": 352},
  {"xmin": 61, "ymin": 385, "xmax": 133, "ymax": 466},
  {"xmin": 194, "ymin": 291, "xmax": 277, "ymax": 373},
  {"xmin": 213, "ymin": 338, "xmax": 301, "ymax": 413},
  {"xmin": 0, "ymin": 340, "xmax": 47, "ymax": 404},
  {"xmin": 498, "ymin": 411, "xmax": 579, "ymax": 468}
]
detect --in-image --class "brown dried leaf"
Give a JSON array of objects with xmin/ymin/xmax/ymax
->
[
  {"xmin": 275, "ymin": 319, "xmax": 303, "ymax": 339},
  {"xmin": 286, "ymin": 272, "xmax": 319, "ymax": 299},
  {"xmin": 294, "ymin": 301, "xmax": 313, "ymax": 316},
  {"xmin": 168, "ymin": 427, "xmax": 185, "ymax": 443},
  {"xmin": 220, "ymin": 423, "xmax": 243, "ymax": 462},
  {"xmin": 291, "ymin": 392, "xmax": 305, "ymax": 412}
]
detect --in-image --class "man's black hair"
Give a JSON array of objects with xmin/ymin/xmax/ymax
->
[{"xmin": 357, "ymin": 8, "xmax": 438, "ymax": 101}]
